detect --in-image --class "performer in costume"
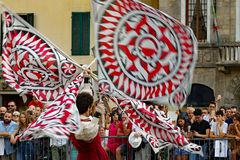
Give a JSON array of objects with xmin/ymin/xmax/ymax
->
[{"xmin": 69, "ymin": 92, "xmax": 108, "ymax": 160}]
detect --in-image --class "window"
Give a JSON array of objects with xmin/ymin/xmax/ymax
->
[
  {"xmin": 184, "ymin": 0, "xmax": 216, "ymax": 42},
  {"xmin": 0, "ymin": 13, "xmax": 34, "ymax": 56},
  {"xmin": 187, "ymin": 0, "xmax": 208, "ymax": 41},
  {"xmin": 19, "ymin": 13, "xmax": 34, "ymax": 26},
  {"xmin": 72, "ymin": 12, "xmax": 90, "ymax": 56}
]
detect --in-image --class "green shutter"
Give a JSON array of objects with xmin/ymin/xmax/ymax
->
[
  {"xmin": 0, "ymin": 13, "xmax": 34, "ymax": 56},
  {"xmin": 72, "ymin": 12, "xmax": 90, "ymax": 55},
  {"xmin": 19, "ymin": 13, "xmax": 34, "ymax": 26}
]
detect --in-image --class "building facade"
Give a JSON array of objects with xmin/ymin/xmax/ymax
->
[{"xmin": 158, "ymin": 0, "xmax": 240, "ymax": 107}]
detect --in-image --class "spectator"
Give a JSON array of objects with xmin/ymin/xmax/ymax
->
[
  {"xmin": 227, "ymin": 113, "xmax": 240, "ymax": 160},
  {"xmin": 201, "ymin": 107, "xmax": 208, "ymax": 118},
  {"xmin": 189, "ymin": 108, "xmax": 210, "ymax": 160},
  {"xmin": 0, "ymin": 111, "xmax": 18, "ymax": 159},
  {"xmin": 12, "ymin": 111, "xmax": 20, "ymax": 124},
  {"xmin": 219, "ymin": 106, "xmax": 226, "ymax": 116},
  {"xmin": 50, "ymin": 138, "xmax": 67, "ymax": 160},
  {"xmin": 25, "ymin": 106, "xmax": 36, "ymax": 122},
  {"xmin": 34, "ymin": 106, "xmax": 42, "ymax": 118},
  {"xmin": 104, "ymin": 109, "xmax": 122, "ymax": 158},
  {"xmin": 99, "ymin": 127, "xmax": 107, "ymax": 147},
  {"xmin": 131, "ymin": 125, "xmax": 151, "ymax": 160},
  {"xmin": 174, "ymin": 115, "xmax": 190, "ymax": 160},
  {"xmin": 231, "ymin": 106, "xmax": 238, "ymax": 116},
  {"xmin": 210, "ymin": 110, "xmax": 228, "ymax": 159},
  {"xmin": 204, "ymin": 101, "xmax": 217, "ymax": 125},
  {"xmin": 0, "ymin": 106, "xmax": 7, "ymax": 121},
  {"xmin": 7, "ymin": 100, "xmax": 17, "ymax": 113},
  {"xmin": 157, "ymin": 104, "xmax": 168, "ymax": 117},
  {"xmin": 105, "ymin": 113, "xmax": 111, "ymax": 130},
  {"xmin": 10, "ymin": 112, "xmax": 34, "ymax": 160},
  {"xmin": 116, "ymin": 112, "xmax": 132, "ymax": 160},
  {"xmin": 225, "ymin": 107, "xmax": 233, "ymax": 125},
  {"xmin": 186, "ymin": 107, "xmax": 195, "ymax": 124},
  {"xmin": 28, "ymin": 96, "xmax": 44, "ymax": 109}
]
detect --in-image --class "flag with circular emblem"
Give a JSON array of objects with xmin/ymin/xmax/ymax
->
[
  {"xmin": 93, "ymin": 0, "xmax": 201, "ymax": 155},
  {"xmin": 93, "ymin": 0, "xmax": 198, "ymax": 108}
]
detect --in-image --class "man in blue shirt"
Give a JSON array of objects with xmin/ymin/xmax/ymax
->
[{"xmin": 0, "ymin": 111, "xmax": 18, "ymax": 160}]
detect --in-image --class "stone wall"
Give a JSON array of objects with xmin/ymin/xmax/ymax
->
[
  {"xmin": 159, "ymin": 0, "xmax": 181, "ymax": 21},
  {"xmin": 216, "ymin": 0, "xmax": 236, "ymax": 41}
]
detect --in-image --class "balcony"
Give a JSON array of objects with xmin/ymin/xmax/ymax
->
[{"xmin": 217, "ymin": 42, "xmax": 240, "ymax": 67}]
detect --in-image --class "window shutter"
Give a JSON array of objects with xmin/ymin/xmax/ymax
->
[
  {"xmin": 72, "ymin": 12, "xmax": 90, "ymax": 55},
  {"xmin": 0, "ymin": 13, "xmax": 34, "ymax": 56}
]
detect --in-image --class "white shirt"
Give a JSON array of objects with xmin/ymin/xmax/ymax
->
[
  {"xmin": 74, "ymin": 115, "xmax": 99, "ymax": 141},
  {"xmin": 50, "ymin": 138, "xmax": 67, "ymax": 147},
  {"xmin": 210, "ymin": 121, "xmax": 228, "ymax": 157}
]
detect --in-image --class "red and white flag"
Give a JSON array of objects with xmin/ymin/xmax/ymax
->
[
  {"xmin": 1, "ymin": 6, "xmax": 84, "ymax": 139},
  {"xmin": 93, "ymin": 0, "xmax": 197, "ymax": 108},
  {"xmin": 93, "ymin": 0, "xmax": 202, "ymax": 155}
]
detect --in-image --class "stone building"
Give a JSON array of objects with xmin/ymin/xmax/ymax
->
[{"xmin": 158, "ymin": 0, "xmax": 240, "ymax": 107}]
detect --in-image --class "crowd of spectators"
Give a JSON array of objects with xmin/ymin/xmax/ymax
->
[
  {"xmin": 175, "ymin": 102, "xmax": 240, "ymax": 160},
  {"xmin": 98, "ymin": 96, "xmax": 240, "ymax": 160},
  {"xmin": 0, "ymin": 97, "xmax": 67, "ymax": 160},
  {"xmin": 1, "ymin": 93, "xmax": 240, "ymax": 160}
]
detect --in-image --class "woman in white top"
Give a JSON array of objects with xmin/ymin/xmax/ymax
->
[{"xmin": 210, "ymin": 110, "xmax": 228, "ymax": 158}]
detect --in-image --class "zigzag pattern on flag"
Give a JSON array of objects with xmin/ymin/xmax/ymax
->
[
  {"xmin": 94, "ymin": 0, "xmax": 198, "ymax": 107},
  {"xmin": 2, "ymin": 8, "xmax": 82, "ymax": 103},
  {"xmin": 110, "ymin": 97, "xmax": 202, "ymax": 155},
  {"xmin": 93, "ymin": 0, "xmax": 201, "ymax": 155},
  {"xmin": 20, "ymin": 74, "xmax": 84, "ymax": 140},
  {"xmin": 1, "ymin": 6, "xmax": 86, "ymax": 139}
]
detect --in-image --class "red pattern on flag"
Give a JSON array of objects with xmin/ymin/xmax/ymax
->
[
  {"xmin": 94, "ymin": 0, "xmax": 197, "ymax": 107},
  {"xmin": 1, "ymin": 7, "xmax": 84, "ymax": 139},
  {"xmin": 21, "ymin": 75, "xmax": 84, "ymax": 140},
  {"xmin": 111, "ymin": 97, "xmax": 202, "ymax": 155},
  {"xmin": 94, "ymin": 0, "xmax": 201, "ymax": 155},
  {"xmin": 2, "ymin": 10, "xmax": 82, "ymax": 103}
]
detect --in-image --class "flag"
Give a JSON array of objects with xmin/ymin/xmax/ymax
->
[
  {"xmin": 2, "ymin": 6, "xmax": 83, "ymax": 103},
  {"xmin": 111, "ymin": 97, "xmax": 202, "ymax": 155},
  {"xmin": 93, "ymin": 0, "xmax": 198, "ymax": 108},
  {"xmin": 20, "ymin": 74, "xmax": 84, "ymax": 140},
  {"xmin": 93, "ymin": 0, "xmax": 202, "ymax": 155},
  {"xmin": 1, "ymin": 6, "xmax": 84, "ymax": 139}
]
